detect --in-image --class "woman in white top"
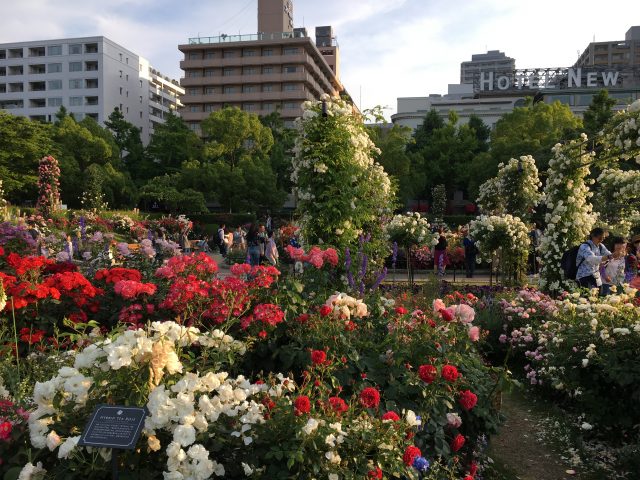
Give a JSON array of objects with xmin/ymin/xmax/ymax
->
[{"xmin": 265, "ymin": 230, "xmax": 279, "ymax": 265}]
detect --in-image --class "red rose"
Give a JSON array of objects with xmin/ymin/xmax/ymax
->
[
  {"xmin": 258, "ymin": 330, "xmax": 268, "ymax": 339},
  {"xmin": 381, "ymin": 411, "xmax": 400, "ymax": 422},
  {"xmin": 311, "ymin": 350, "xmax": 327, "ymax": 365},
  {"xmin": 458, "ymin": 390, "xmax": 478, "ymax": 410},
  {"xmin": 367, "ymin": 467, "xmax": 383, "ymax": 479},
  {"xmin": 0, "ymin": 421, "xmax": 12, "ymax": 440},
  {"xmin": 319, "ymin": 305, "xmax": 332, "ymax": 317},
  {"xmin": 359, "ymin": 387, "xmax": 380, "ymax": 408},
  {"xmin": 439, "ymin": 308, "xmax": 454, "ymax": 322},
  {"xmin": 395, "ymin": 306, "xmax": 408, "ymax": 315},
  {"xmin": 328, "ymin": 396, "xmax": 348, "ymax": 414},
  {"xmin": 441, "ymin": 365, "xmax": 459, "ymax": 382},
  {"xmin": 463, "ymin": 477, "xmax": 474, "ymax": 480},
  {"xmin": 469, "ymin": 462, "xmax": 478, "ymax": 477},
  {"xmin": 451, "ymin": 433, "xmax": 465, "ymax": 452},
  {"xmin": 403, "ymin": 445, "xmax": 421, "ymax": 466},
  {"xmin": 293, "ymin": 395, "xmax": 311, "ymax": 415},
  {"xmin": 418, "ymin": 364, "xmax": 437, "ymax": 384}
]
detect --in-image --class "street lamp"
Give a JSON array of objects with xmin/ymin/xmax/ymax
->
[{"xmin": 322, "ymin": 99, "xmax": 328, "ymax": 118}]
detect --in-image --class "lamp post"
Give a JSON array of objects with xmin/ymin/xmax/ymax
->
[{"xmin": 322, "ymin": 99, "xmax": 328, "ymax": 118}]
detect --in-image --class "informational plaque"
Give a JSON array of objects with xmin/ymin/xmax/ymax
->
[{"xmin": 78, "ymin": 405, "xmax": 147, "ymax": 450}]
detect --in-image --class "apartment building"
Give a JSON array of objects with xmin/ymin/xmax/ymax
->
[
  {"xmin": 0, "ymin": 36, "xmax": 183, "ymax": 144},
  {"xmin": 178, "ymin": 0, "xmax": 346, "ymax": 132},
  {"xmin": 460, "ymin": 50, "xmax": 515, "ymax": 85},
  {"xmin": 575, "ymin": 26, "xmax": 640, "ymax": 68}
]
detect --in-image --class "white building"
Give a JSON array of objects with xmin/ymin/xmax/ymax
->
[
  {"xmin": 0, "ymin": 36, "xmax": 183, "ymax": 144},
  {"xmin": 391, "ymin": 83, "xmax": 527, "ymax": 130}
]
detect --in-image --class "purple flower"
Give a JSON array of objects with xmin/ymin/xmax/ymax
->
[{"xmin": 371, "ymin": 267, "xmax": 387, "ymax": 291}]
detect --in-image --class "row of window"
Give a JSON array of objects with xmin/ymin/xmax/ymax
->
[
  {"xmin": 0, "ymin": 61, "xmax": 99, "ymax": 76},
  {"xmin": 0, "ymin": 78, "xmax": 98, "ymax": 91},
  {"xmin": 0, "ymin": 43, "xmax": 99, "ymax": 59},
  {"xmin": 186, "ymin": 83, "xmax": 302, "ymax": 95},
  {"xmin": 185, "ymin": 65, "xmax": 301, "ymax": 78},
  {"xmin": 0, "ymin": 96, "xmax": 98, "ymax": 107},
  {"xmin": 187, "ymin": 101, "xmax": 299, "ymax": 113},
  {"xmin": 186, "ymin": 47, "xmax": 300, "ymax": 60}
]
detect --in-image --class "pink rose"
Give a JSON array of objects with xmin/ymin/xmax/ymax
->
[
  {"xmin": 433, "ymin": 299, "xmax": 446, "ymax": 312},
  {"xmin": 468, "ymin": 326, "xmax": 480, "ymax": 342}
]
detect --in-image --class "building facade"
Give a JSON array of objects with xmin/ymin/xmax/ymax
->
[
  {"xmin": 460, "ymin": 50, "xmax": 515, "ymax": 85},
  {"xmin": 575, "ymin": 26, "xmax": 640, "ymax": 68},
  {"xmin": 178, "ymin": 0, "xmax": 345, "ymax": 132},
  {"xmin": 0, "ymin": 36, "xmax": 183, "ymax": 144}
]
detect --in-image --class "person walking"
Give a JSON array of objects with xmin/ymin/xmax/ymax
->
[
  {"xmin": 265, "ymin": 230, "xmax": 279, "ymax": 265},
  {"xmin": 258, "ymin": 224, "xmax": 268, "ymax": 262},
  {"xmin": 266, "ymin": 213, "xmax": 273, "ymax": 234},
  {"xmin": 576, "ymin": 227, "xmax": 613, "ymax": 290},
  {"xmin": 462, "ymin": 229, "xmax": 477, "ymax": 278},
  {"xmin": 246, "ymin": 223, "xmax": 261, "ymax": 266},
  {"xmin": 433, "ymin": 227, "xmax": 449, "ymax": 276},
  {"xmin": 217, "ymin": 224, "xmax": 227, "ymax": 256},
  {"xmin": 233, "ymin": 225, "xmax": 246, "ymax": 252}
]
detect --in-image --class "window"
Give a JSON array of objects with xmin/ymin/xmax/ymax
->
[
  {"xmin": 140, "ymin": 95, "xmax": 143, "ymax": 103},
  {"xmin": 125, "ymin": 57, "xmax": 129, "ymax": 64},
  {"xmin": 47, "ymin": 45, "xmax": 62, "ymax": 55},
  {"xmin": 283, "ymin": 47, "xmax": 299, "ymax": 55},
  {"xmin": 204, "ymin": 68, "xmax": 215, "ymax": 77},
  {"xmin": 243, "ymin": 103, "xmax": 256, "ymax": 111},
  {"xmin": 69, "ymin": 79, "xmax": 82, "ymax": 89},
  {"xmin": 139, "ymin": 79, "xmax": 143, "ymax": 87},
  {"xmin": 283, "ymin": 83, "xmax": 297, "ymax": 91},
  {"xmin": 119, "ymin": 87, "xmax": 123, "ymax": 95},
  {"xmin": 86, "ymin": 113, "xmax": 98, "ymax": 121},
  {"xmin": 262, "ymin": 48, "xmax": 274, "ymax": 56},
  {"xmin": 283, "ymin": 66, "xmax": 298, "ymax": 73},
  {"xmin": 186, "ymin": 70, "xmax": 201, "ymax": 77},
  {"xmin": 47, "ymin": 63, "xmax": 62, "ymax": 73},
  {"xmin": 188, "ymin": 87, "xmax": 198, "ymax": 95},
  {"xmin": 263, "ymin": 84, "xmax": 273, "ymax": 92},
  {"xmin": 263, "ymin": 103, "xmax": 274, "ymax": 111},
  {"xmin": 29, "ymin": 64, "xmax": 46, "ymax": 74},
  {"xmin": 243, "ymin": 85, "xmax": 257, "ymax": 93},
  {"xmin": 263, "ymin": 66, "xmax": 274, "ymax": 74},
  {"xmin": 0, "ymin": 84, "xmax": 5, "ymax": 93},
  {"xmin": 204, "ymin": 104, "xmax": 215, "ymax": 112},
  {"xmin": 8, "ymin": 82, "xmax": 23, "ymax": 92},
  {"xmin": 48, "ymin": 97, "xmax": 62, "ymax": 107},
  {"xmin": 48, "ymin": 80, "xmax": 62, "ymax": 90},
  {"xmin": 69, "ymin": 62, "xmax": 82, "ymax": 72},
  {"xmin": 189, "ymin": 52, "xmax": 201, "ymax": 60},
  {"xmin": 85, "ymin": 78, "xmax": 98, "ymax": 88},
  {"xmin": 223, "ymin": 68, "xmax": 235, "ymax": 76},
  {"xmin": 69, "ymin": 44, "xmax": 82, "ymax": 55},
  {"xmin": 0, "ymin": 67, "xmax": 4, "ymax": 76},
  {"xmin": 244, "ymin": 67, "xmax": 258, "ymax": 75},
  {"xmin": 204, "ymin": 50, "xmax": 215, "ymax": 59},
  {"xmin": 0, "ymin": 50, "xmax": 5, "ymax": 60},
  {"xmin": 8, "ymin": 48, "xmax": 23, "ymax": 58},
  {"xmin": 69, "ymin": 96, "xmax": 83, "ymax": 106},
  {"xmin": 119, "ymin": 53, "xmax": 123, "ymax": 61},
  {"xmin": 29, "ymin": 47, "xmax": 45, "ymax": 57},
  {"xmin": 85, "ymin": 61, "xmax": 98, "ymax": 71},
  {"xmin": 189, "ymin": 123, "xmax": 199, "ymax": 132},
  {"xmin": 243, "ymin": 49, "xmax": 257, "ymax": 57},
  {"xmin": 126, "ymin": 74, "xmax": 129, "ymax": 81},
  {"xmin": 8, "ymin": 65, "xmax": 23, "ymax": 75},
  {"xmin": 223, "ymin": 86, "xmax": 236, "ymax": 94},
  {"xmin": 29, "ymin": 81, "xmax": 46, "ymax": 91},
  {"xmin": 223, "ymin": 50, "xmax": 236, "ymax": 58},
  {"xmin": 189, "ymin": 105, "xmax": 200, "ymax": 112},
  {"xmin": 205, "ymin": 86, "xmax": 215, "ymax": 94},
  {"xmin": 284, "ymin": 102, "xmax": 296, "ymax": 109}
]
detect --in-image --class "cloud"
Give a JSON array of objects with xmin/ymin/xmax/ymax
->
[{"xmin": 0, "ymin": 0, "xmax": 637, "ymax": 117}]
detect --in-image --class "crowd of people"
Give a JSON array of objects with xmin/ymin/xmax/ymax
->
[{"xmin": 214, "ymin": 215, "xmax": 283, "ymax": 267}]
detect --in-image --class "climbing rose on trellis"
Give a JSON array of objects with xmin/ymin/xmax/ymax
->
[{"xmin": 36, "ymin": 155, "xmax": 61, "ymax": 218}]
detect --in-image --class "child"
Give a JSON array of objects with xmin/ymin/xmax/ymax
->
[
  {"xmin": 265, "ymin": 230, "xmax": 279, "ymax": 266},
  {"xmin": 601, "ymin": 237, "xmax": 627, "ymax": 295}
]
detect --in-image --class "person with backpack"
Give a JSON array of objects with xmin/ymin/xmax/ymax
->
[{"xmin": 575, "ymin": 227, "xmax": 613, "ymax": 289}]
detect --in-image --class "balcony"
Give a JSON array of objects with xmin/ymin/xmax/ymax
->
[
  {"xmin": 8, "ymin": 82, "xmax": 23, "ymax": 92},
  {"xmin": 28, "ymin": 64, "xmax": 46, "ymax": 74},
  {"xmin": 84, "ymin": 43, "xmax": 98, "ymax": 54},
  {"xmin": 180, "ymin": 53, "xmax": 310, "ymax": 70},
  {"xmin": 8, "ymin": 48, "xmax": 23, "ymax": 59},
  {"xmin": 85, "ymin": 78, "xmax": 99, "ymax": 88},
  {"xmin": 28, "ymin": 47, "xmax": 45, "ymax": 57},
  {"xmin": 85, "ymin": 61, "xmax": 99, "ymax": 71},
  {"xmin": 0, "ymin": 99, "xmax": 24, "ymax": 109},
  {"xmin": 29, "ymin": 98, "xmax": 46, "ymax": 108},
  {"xmin": 28, "ymin": 81, "xmax": 46, "ymax": 91},
  {"xmin": 85, "ymin": 96, "xmax": 99, "ymax": 106},
  {"xmin": 8, "ymin": 66, "xmax": 23, "ymax": 76}
]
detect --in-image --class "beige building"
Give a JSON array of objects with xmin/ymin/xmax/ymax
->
[
  {"xmin": 460, "ymin": 50, "xmax": 515, "ymax": 85},
  {"xmin": 575, "ymin": 26, "xmax": 640, "ymax": 68},
  {"xmin": 178, "ymin": 0, "xmax": 346, "ymax": 132}
]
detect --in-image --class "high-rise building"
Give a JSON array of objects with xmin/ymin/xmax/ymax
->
[
  {"xmin": 575, "ymin": 26, "xmax": 640, "ymax": 67},
  {"xmin": 179, "ymin": 0, "xmax": 348, "ymax": 132},
  {"xmin": 0, "ymin": 36, "xmax": 183, "ymax": 144},
  {"xmin": 460, "ymin": 50, "xmax": 515, "ymax": 85}
]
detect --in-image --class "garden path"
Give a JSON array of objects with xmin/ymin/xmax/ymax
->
[{"xmin": 489, "ymin": 391, "xmax": 584, "ymax": 480}]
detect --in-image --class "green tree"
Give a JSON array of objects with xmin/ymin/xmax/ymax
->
[
  {"xmin": 409, "ymin": 109, "xmax": 445, "ymax": 153},
  {"xmin": 0, "ymin": 111, "xmax": 56, "ymax": 203},
  {"xmin": 201, "ymin": 107, "xmax": 274, "ymax": 169},
  {"xmin": 105, "ymin": 108, "xmax": 153, "ymax": 183},
  {"xmin": 583, "ymin": 89, "xmax": 617, "ymax": 138},
  {"xmin": 260, "ymin": 111, "xmax": 295, "ymax": 191},
  {"xmin": 490, "ymin": 100, "xmax": 582, "ymax": 171},
  {"xmin": 147, "ymin": 112, "xmax": 203, "ymax": 175},
  {"xmin": 368, "ymin": 123, "xmax": 414, "ymax": 203},
  {"xmin": 139, "ymin": 175, "xmax": 207, "ymax": 214},
  {"xmin": 467, "ymin": 114, "xmax": 491, "ymax": 152}
]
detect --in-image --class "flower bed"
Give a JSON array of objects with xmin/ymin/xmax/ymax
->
[{"xmin": 0, "ymin": 230, "xmax": 502, "ymax": 479}]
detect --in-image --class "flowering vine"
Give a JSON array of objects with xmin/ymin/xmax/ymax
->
[{"xmin": 36, "ymin": 155, "xmax": 61, "ymax": 218}]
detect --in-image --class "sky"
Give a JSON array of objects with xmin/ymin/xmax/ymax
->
[{"xmin": 1, "ymin": 0, "xmax": 638, "ymax": 116}]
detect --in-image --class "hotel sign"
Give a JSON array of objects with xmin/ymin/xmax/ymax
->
[{"xmin": 477, "ymin": 67, "xmax": 624, "ymax": 92}]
